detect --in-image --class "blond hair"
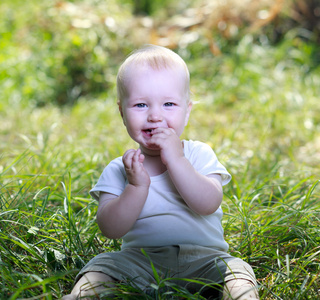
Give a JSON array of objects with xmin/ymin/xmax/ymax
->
[{"xmin": 117, "ymin": 45, "xmax": 190, "ymax": 103}]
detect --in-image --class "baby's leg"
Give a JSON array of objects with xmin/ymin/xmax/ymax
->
[
  {"xmin": 223, "ymin": 278, "xmax": 259, "ymax": 300},
  {"xmin": 62, "ymin": 271, "xmax": 115, "ymax": 300}
]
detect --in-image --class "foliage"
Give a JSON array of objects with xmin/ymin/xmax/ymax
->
[
  {"xmin": 1, "ymin": 33, "xmax": 320, "ymax": 298},
  {"xmin": 0, "ymin": 0, "xmax": 134, "ymax": 107},
  {"xmin": 1, "ymin": 0, "xmax": 320, "ymax": 299},
  {"xmin": 1, "ymin": 0, "xmax": 320, "ymax": 108}
]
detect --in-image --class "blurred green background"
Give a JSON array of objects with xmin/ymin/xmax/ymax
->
[
  {"xmin": 1, "ymin": 0, "xmax": 320, "ymax": 298},
  {"xmin": 1, "ymin": 0, "xmax": 319, "ymax": 107}
]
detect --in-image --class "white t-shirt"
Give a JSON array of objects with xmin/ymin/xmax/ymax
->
[{"xmin": 90, "ymin": 140, "xmax": 232, "ymax": 251}]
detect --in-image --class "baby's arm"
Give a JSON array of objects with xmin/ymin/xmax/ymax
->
[
  {"xmin": 167, "ymin": 159, "xmax": 223, "ymax": 215},
  {"xmin": 148, "ymin": 128, "xmax": 223, "ymax": 215},
  {"xmin": 96, "ymin": 149, "xmax": 150, "ymax": 239}
]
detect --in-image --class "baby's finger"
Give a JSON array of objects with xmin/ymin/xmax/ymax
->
[
  {"xmin": 138, "ymin": 153, "xmax": 145, "ymax": 163},
  {"xmin": 152, "ymin": 127, "xmax": 176, "ymax": 136},
  {"xmin": 122, "ymin": 149, "xmax": 135, "ymax": 170},
  {"xmin": 132, "ymin": 149, "xmax": 143, "ymax": 167}
]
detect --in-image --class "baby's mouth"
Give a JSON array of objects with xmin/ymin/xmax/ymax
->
[{"xmin": 143, "ymin": 128, "xmax": 155, "ymax": 136}]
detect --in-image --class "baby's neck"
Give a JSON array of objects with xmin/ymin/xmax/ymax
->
[{"xmin": 143, "ymin": 154, "xmax": 167, "ymax": 177}]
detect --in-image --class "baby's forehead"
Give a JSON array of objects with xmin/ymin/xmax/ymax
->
[{"xmin": 125, "ymin": 62, "xmax": 187, "ymax": 81}]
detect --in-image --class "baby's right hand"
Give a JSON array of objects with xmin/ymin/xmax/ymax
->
[{"xmin": 122, "ymin": 148, "xmax": 151, "ymax": 188}]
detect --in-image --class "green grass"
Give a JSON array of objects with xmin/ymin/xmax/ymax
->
[{"xmin": 1, "ymin": 31, "xmax": 320, "ymax": 299}]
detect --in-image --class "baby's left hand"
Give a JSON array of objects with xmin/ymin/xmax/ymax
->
[{"xmin": 147, "ymin": 128, "xmax": 184, "ymax": 166}]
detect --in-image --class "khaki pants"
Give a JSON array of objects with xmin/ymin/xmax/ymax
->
[{"xmin": 75, "ymin": 245, "xmax": 258, "ymax": 297}]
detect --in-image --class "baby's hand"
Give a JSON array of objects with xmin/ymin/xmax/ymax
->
[
  {"xmin": 122, "ymin": 148, "xmax": 151, "ymax": 188},
  {"xmin": 147, "ymin": 128, "xmax": 184, "ymax": 166}
]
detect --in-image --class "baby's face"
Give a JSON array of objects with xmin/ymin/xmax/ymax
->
[{"xmin": 119, "ymin": 66, "xmax": 192, "ymax": 153}]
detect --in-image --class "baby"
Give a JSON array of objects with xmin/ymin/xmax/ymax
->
[{"xmin": 63, "ymin": 44, "xmax": 259, "ymax": 299}]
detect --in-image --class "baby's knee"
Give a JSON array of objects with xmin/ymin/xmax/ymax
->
[
  {"xmin": 61, "ymin": 295, "xmax": 77, "ymax": 300},
  {"xmin": 64, "ymin": 271, "xmax": 115, "ymax": 299},
  {"xmin": 223, "ymin": 278, "xmax": 259, "ymax": 300}
]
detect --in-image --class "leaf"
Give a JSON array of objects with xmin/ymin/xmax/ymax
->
[
  {"xmin": 141, "ymin": 248, "xmax": 161, "ymax": 284},
  {"xmin": 27, "ymin": 226, "xmax": 39, "ymax": 235}
]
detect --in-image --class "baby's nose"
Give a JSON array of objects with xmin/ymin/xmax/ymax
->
[{"xmin": 148, "ymin": 110, "xmax": 163, "ymax": 122}]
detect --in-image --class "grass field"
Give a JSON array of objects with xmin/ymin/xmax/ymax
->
[{"xmin": 1, "ymin": 32, "xmax": 320, "ymax": 299}]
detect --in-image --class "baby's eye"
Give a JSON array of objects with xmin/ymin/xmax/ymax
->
[
  {"xmin": 135, "ymin": 103, "xmax": 147, "ymax": 108},
  {"xmin": 164, "ymin": 102, "xmax": 175, "ymax": 107}
]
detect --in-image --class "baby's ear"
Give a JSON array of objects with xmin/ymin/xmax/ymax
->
[
  {"xmin": 184, "ymin": 101, "xmax": 193, "ymax": 125},
  {"xmin": 118, "ymin": 101, "xmax": 123, "ymax": 117},
  {"xmin": 118, "ymin": 102, "xmax": 126, "ymax": 125}
]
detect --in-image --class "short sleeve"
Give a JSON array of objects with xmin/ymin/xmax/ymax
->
[
  {"xmin": 89, "ymin": 157, "xmax": 127, "ymax": 201},
  {"xmin": 183, "ymin": 140, "xmax": 232, "ymax": 186}
]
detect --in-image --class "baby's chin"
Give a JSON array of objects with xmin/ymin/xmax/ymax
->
[{"xmin": 140, "ymin": 145, "xmax": 161, "ymax": 156}]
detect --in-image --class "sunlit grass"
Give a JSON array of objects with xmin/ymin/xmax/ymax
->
[{"xmin": 1, "ymin": 35, "xmax": 320, "ymax": 299}]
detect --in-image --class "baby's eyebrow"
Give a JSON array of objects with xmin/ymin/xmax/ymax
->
[
  {"xmin": 163, "ymin": 96, "xmax": 181, "ymax": 101},
  {"xmin": 131, "ymin": 97, "xmax": 148, "ymax": 101}
]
